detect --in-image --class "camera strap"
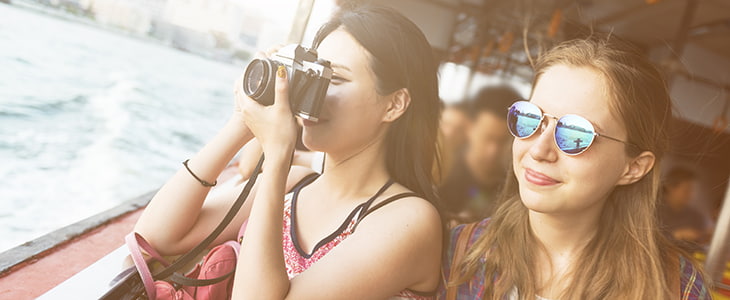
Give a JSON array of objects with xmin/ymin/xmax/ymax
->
[
  {"xmin": 101, "ymin": 154, "xmax": 265, "ymax": 299},
  {"xmin": 155, "ymin": 154, "xmax": 265, "ymax": 279}
]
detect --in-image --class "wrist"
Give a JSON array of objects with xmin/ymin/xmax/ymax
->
[
  {"xmin": 224, "ymin": 116, "xmax": 254, "ymax": 141},
  {"xmin": 263, "ymin": 145, "xmax": 294, "ymax": 166}
]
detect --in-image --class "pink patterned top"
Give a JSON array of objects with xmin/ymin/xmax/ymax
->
[{"xmin": 281, "ymin": 174, "xmax": 435, "ymax": 299}]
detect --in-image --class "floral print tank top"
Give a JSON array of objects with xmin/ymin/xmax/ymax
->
[{"xmin": 281, "ymin": 174, "xmax": 435, "ymax": 299}]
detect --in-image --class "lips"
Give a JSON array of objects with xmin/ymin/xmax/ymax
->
[
  {"xmin": 302, "ymin": 119, "xmax": 318, "ymax": 127},
  {"xmin": 524, "ymin": 168, "xmax": 561, "ymax": 186},
  {"xmin": 301, "ymin": 118, "xmax": 328, "ymax": 127}
]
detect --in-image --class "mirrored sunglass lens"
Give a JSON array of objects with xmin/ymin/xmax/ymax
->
[
  {"xmin": 555, "ymin": 115, "xmax": 595, "ymax": 154},
  {"xmin": 508, "ymin": 102, "xmax": 542, "ymax": 138}
]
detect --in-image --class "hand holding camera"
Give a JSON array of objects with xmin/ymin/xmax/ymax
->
[
  {"xmin": 237, "ymin": 64, "xmax": 296, "ymax": 161},
  {"xmin": 235, "ymin": 44, "xmax": 331, "ymax": 160},
  {"xmin": 234, "ymin": 44, "xmax": 332, "ymax": 160},
  {"xmin": 242, "ymin": 44, "xmax": 332, "ymax": 122}
]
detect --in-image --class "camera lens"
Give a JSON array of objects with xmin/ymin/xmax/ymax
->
[
  {"xmin": 243, "ymin": 58, "xmax": 280, "ymax": 106},
  {"xmin": 243, "ymin": 59, "xmax": 271, "ymax": 99},
  {"xmin": 246, "ymin": 63, "xmax": 264, "ymax": 93}
]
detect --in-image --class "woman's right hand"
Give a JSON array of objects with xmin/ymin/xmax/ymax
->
[
  {"xmin": 232, "ymin": 74, "xmax": 251, "ymax": 127},
  {"xmin": 230, "ymin": 45, "xmax": 285, "ymax": 133}
]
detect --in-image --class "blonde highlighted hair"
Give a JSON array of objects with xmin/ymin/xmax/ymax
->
[{"xmin": 452, "ymin": 35, "xmax": 695, "ymax": 299}]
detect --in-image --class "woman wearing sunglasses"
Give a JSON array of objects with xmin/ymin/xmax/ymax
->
[{"xmin": 440, "ymin": 36, "xmax": 710, "ymax": 299}]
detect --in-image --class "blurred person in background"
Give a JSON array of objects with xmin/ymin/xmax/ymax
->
[
  {"xmin": 659, "ymin": 167, "xmax": 712, "ymax": 248},
  {"xmin": 439, "ymin": 85, "xmax": 521, "ymax": 225},
  {"xmin": 440, "ymin": 101, "xmax": 471, "ymax": 153},
  {"xmin": 439, "ymin": 101, "xmax": 471, "ymax": 185}
]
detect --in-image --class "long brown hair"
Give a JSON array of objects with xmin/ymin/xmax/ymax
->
[
  {"xmin": 453, "ymin": 35, "xmax": 694, "ymax": 299},
  {"xmin": 312, "ymin": 5, "xmax": 442, "ymax": 204}
]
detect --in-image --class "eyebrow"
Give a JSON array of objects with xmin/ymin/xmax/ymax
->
[{"xmin": 330, "ymin": 63, "xmax": 351, "ymax": 73}]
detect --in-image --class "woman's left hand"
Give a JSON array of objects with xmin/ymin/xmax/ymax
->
[{"xmin": 236, "ymin": 65, "xmax": 298, "ymax": 160}]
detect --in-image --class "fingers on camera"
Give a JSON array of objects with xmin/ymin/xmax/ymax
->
[
  {"xmin": 265, "ymin": 44, "xmax": 284, "ymax": 57},
  {"xmin": 234, "ymin": 75, "xmax": 244, "ymax": 94},
  {"xmin": 254, "ymin": 51, "xmax": 268, "ymax": 59}
]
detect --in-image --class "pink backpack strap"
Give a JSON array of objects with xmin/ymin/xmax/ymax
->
[
  {"xmin": 126, "ymin": 232, "xmax": 169, "ymax": 299},
  {"xmin": 128, "ymin": 231, "xmax": 242, "ymax": 299},
  {"xmin": 223, "ymin": 240, "xmax": 241, "ymax": 258},
  {"xmin": 236, "ymin": 219, "xmax": 248, "ymax": 244},
  {"xmin": 128, "ymin": 232, "xmax": 170, "ymax": 266}
]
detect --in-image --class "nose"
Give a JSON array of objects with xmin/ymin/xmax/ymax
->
[{"xmin": 526, "ymin": 115, "xmax": 559, "ymax": 162}]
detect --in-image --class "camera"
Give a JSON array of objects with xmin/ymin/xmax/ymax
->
[{"xmin": 242, "ymin": 44, "xmax": 332, "ymax": 122}]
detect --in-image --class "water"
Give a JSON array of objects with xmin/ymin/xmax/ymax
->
[{"xmin": 0, "ymin": 4, "xmax": 243, "ymax": 253}]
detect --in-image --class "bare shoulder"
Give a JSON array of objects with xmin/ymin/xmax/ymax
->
[
  {"xmin": 357, "ymin": 184, "xmax": 442, "ymax": 240},
  {"xmin": 380, "ymin": 183, "xmax": 441, "ymax": 218},
  {"xmin": 350, "ymin": 185, "xmax": 442, "ymax": 290}
]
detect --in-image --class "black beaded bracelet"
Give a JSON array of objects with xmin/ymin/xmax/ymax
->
[{"xmin": 182, "ymin": 159, "xmax": 217, "ymax": 187}]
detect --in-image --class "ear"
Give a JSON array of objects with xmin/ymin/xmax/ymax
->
[
  {"xmin": 616, "ymin": 151, "xmax": 656, "ymax": 186},
  {"xmin": 382, "ymin": 88, "xmax": 411, "ymax": 122}
]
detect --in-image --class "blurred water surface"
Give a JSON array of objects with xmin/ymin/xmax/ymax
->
[{"xmin": 0, "ymin": 4, "xmax": 243, "ymax": 252}]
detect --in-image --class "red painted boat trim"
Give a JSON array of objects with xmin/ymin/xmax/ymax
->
[
  {"xmin": 0, "ymin": 208, "xmax": 142, "ymax": 299},
  {"xmin": 0, "ymin": 164, "xmax": 242, "ymax": 298}
]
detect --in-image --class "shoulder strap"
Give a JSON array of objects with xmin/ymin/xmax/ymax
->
[
  {"xmin": 352, "ymin": 192, "xmax": 419, "ymax": 232},
  {"xmin": 444, "ymin": 221, "xmax": 481, "ymax": 300},
  {"xmin": 290, "ymin": 172, "xmax": 320, "ymax": 193},
  {"xmin": 358, "ymin": 192, "xmax": 419, "ymax": 222},
  {"xmin": 359, "ymin": 179, "xmax": 396, "ymax": 213}
]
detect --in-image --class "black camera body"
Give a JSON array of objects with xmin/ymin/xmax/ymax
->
[{"xmin": 242, "ymin": 44, "xmax": 332, "ymax": 122}]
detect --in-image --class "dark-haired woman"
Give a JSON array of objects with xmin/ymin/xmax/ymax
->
[
  {"xmin": 441, "ymin": 36, "xmax": 710, "ymax": 299},
  {"xmin": 135, "ymin": 5, "xmax": 443, "ymax": 299}
]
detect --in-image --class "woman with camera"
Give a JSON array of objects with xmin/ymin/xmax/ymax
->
[
  {"xmin": 134, "ymin": 5, "xmax": 442, "ymax": 299},
  {"xmin": 440, "ymin": 36, "xmax": 710, "ymax": 299}
]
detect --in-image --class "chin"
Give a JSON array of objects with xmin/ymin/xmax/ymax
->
[
  {"xmin": 301, "ymin": 137, "xmax": 324, "ymax": 153},
  {"xmin": 301, "ymin": 130, "xmax": 328, "ymax": 153},
  {"xmin": 518, "ymin": 186, "xmax": 562, "ymax": 213}
]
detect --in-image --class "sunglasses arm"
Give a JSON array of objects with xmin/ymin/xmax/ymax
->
[{"xmin": 595, "ymin": 133, "xmax": 641, "ymax": 150}]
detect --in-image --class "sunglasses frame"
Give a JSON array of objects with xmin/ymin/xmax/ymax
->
[{"xmin": 507, "ymin": 100, "xmax": 641, "ymax": 156}]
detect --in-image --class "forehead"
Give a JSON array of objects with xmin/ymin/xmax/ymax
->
[
  {"xmin": 316, "ymin": 29, "xmax": 370, "ymax": 73},
  {"xmin": 474, "ymin": 111, "xmax": 506, "ymax": 129},
  {"xmin": 443, "ymin": 107, "xmax": 468, "ymax": 119},
  {"xmin": 530, "ymin": 65, "xmax": 621, "ymax": 135}
]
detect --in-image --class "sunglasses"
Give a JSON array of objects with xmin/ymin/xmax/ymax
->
[{"xmin": 507, "ymin": 100, "xmax": 639, "ymax": 155}]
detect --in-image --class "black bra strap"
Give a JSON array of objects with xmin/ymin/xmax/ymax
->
[
  {"xmin": 289, "ymin": 177, "xmax": 394, "ymax": 258},
  {"xmin": 290, "ymin": 173, "xmax": 320, "ymax": 193},
  {"xmin": 359, "ymin": 179, "xmax": 395, "ymax": 213},
  {"xmin": 353, "ymin": 192, "xmax": 419, "ymax": 232}
]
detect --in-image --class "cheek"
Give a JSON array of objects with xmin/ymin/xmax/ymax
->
[
  {"xmin": 308, "ymin": 87, "xmax": 383, "ymax": 146},
  {"xmin": 512, "ymin": 139, "xmax": 528, "ymax": 164},
  {"xmin": 322, "ymin": 86, "xmax": 345, "ymax": 114},
  {"xmin": 511, "ymin": 139, "xmax": 525, "ymax": 178},
  {"xmin": 563, "ymin": 153, "xmax": 626, "ymax": 195},
  {"xmin": 325, "ymin": 83, "xmax": 377, "ymax": 115}
]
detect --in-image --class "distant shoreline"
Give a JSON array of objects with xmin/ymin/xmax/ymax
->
[{"xmin": 5, "ymin": 0, "xmax": 246, "ymax": 66}]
